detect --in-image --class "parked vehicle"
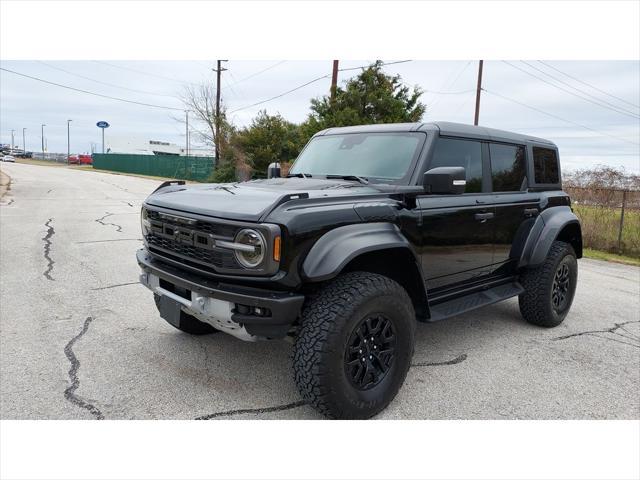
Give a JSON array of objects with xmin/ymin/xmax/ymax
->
[
  {"xmin": 68, "ymin": 155, "xmax": 80, "ymax": 165},
  {"xmin": 78, "ymin": 154, "xmax": 92, "ymax": 165},
  {"xmin": 1, "ymin": 155, "xmax": 15, "ymax": 162},
  {"xmin": 137, "ymin": 122, "xmax": 582, "ymax": 419}
]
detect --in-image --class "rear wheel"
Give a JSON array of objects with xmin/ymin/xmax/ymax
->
[
  {"xmin": 292, "ymin": 272, "xmax": 415, "ymax": 419},
  {"xmin": 519, "ymin": 241, "xmax": 578, "ymax": 327},
  {"xmin": 153, "ymin": 294, "xmax": 218, "ymax": 335}
]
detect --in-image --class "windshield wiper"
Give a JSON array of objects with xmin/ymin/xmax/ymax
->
[
  {"xmin": 325, "ymin": 175, "xmax": 369, "ymax": 185},
  {"xmin": 286, "ymin": 173, "xmax": 312, "ymax": 178}
]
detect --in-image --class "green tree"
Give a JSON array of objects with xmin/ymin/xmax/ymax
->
[
  {"xmin": 302, "ymin": 60, "xmax": 426, "ymax": 139},
  {"xmin": 235, "ymin": 111, "xmax": 306, "ymax": 177}
]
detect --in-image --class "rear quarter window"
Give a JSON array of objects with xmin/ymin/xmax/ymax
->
[{"xmin": 533, "ymin": 147, "xmax": 560, "ymax": 184}]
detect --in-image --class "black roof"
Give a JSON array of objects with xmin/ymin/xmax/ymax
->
[{"xmin": 316, "ymin": 121, "xmax": 556, "ymax": 146}]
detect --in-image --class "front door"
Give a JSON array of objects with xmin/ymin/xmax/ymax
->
[
  {"xmin": 417, "ymin": 137, "xmax": 496, "ymax": 290},
  {"xmin": 418, "ymin": 195, "xmax": 495, "ymax": 289}
]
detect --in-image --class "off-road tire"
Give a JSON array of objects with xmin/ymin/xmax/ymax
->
[
  {"xmin": 292, "ymin": 271, "xmax": 416, "ymax": 419},
  {"xmin": 519, "ymin": 241, "xmax": 578, "ymax": 327},
  {"xmin": 153, "ymin": 294, "xmax": 218, "ymax": 335}
]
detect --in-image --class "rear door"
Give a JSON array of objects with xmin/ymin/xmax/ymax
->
[
  {"xmin": 487, "ymin": 142, "xmax": 541, "ymax": 269},
  {"xmin": 417, "ymin": 137, "xmax": 496, "ymax": 289}
]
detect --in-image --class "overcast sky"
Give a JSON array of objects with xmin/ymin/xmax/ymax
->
[{"xmin": 1, "ymin": 60, "xmax": 638, "ymax": 172}]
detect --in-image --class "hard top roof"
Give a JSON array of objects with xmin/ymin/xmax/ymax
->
[{"xmin": 315, "ymin": 121, "xmax": 556, "ymax": 146}]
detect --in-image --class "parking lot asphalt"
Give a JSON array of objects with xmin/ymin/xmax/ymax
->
[{"xmin": 1, "ymin": 162, "xmax": 639, "ymax": 420}]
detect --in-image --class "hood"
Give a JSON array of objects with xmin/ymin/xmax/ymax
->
[{"xmin": 144, "ymin": 177, "xmax": 388, "ymax": 222}]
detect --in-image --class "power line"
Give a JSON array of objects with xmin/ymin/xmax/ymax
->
[
  {"xmin": 229, "ymin": 60, "xmax": 414, "ymax": 114},
  {"xmin": 0, "ymin": 67, "xmax": 183, "ymax": 111},
  {"xmin": 483, "ymin": 88, "xmax": 639, "ymax": 147},
  {"xmin": 538, "ymin": 61, "xmax": 640, "ymax": 110},
  {"xmin": 37, "ymin": 61, "xmax": 178, "ymax": 98},
  {"xmin": 225, "ymin": 60, "xmax": 287, "ymax": 87},
  {"xmin": 228, "ymin": 74, "xmax": 331, "ymax": 114},
  {"xmin": 427, "ymin": 61, "xmax": 472, "ymax": 113},
  {"xmin": 502, "ymin": 61, "xmax": 640, "ymax": 120},
  {"xmin": 92, "ymin": 60, "xmax": 191, "ymax": 84},
  {"xmin": 337, "ymin": 59, "xmax": 412, "ymax": 72},
  {"xmin": 521, "ymin": 60, "xmax": 640, "ymax": 118}
]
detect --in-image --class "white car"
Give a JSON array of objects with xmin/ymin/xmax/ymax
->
[{"xmin": 1, "ymin": 155, "xmax": 16, "ymax": 162}]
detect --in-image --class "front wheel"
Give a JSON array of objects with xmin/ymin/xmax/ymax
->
[
  {"xmin": 519, "ymin": 241, "xmax": 578, "ymax": 327},
  {"xmin": 292, "ymin": 272, "xmax": 416, "ymax": 419}
]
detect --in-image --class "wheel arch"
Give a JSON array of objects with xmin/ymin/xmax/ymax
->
[
  {"xmin": 302, "ymin": 223, "xmax": 429, "ymax": 321},
  {"xmin": 519, "ymin": 206, "xmax": 583, "ymax": 268}
]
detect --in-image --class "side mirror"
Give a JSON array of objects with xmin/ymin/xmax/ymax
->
[
  {"xmin": 423, "ymin": 166, "xmax": 466, "ymax": 194},
  {"xmin": 267, "ymin": 162, "xmax": 281, "ymax": 179}
]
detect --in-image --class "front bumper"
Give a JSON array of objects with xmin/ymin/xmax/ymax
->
[{"xmin": 137, "ymin": 249, "xmax": 305, "ymax": 340}]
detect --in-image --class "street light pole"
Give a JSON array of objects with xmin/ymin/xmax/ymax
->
[
  {"xmin": 10, "ymin": 130, "xmax": 15, "ymax": 151},
  {"xmin": 41, "ymin": 124, "xmax": 46, "ymax": 160},
  {"xmin": 67, "ymin": 119, "xmax": 72, "ymax": 163},
  {"xmin": 185, "ymin": 110, "xmax": 189, "ymax": 157},
  {"xmin": 22, "ymin": 128, "xmax": 26, "ymax": 154}
]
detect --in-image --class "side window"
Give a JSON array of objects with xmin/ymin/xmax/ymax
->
[
  {"xmin": 533, "ymin": 147, "xmax": 560, "ymax": 184},
  {"xmin": 429, "ymin": 138, "xmax": 483, "ymax": 193},
  {"xmin": 489, "ymin": 143, "xmax": 526, "ymax": 192}
]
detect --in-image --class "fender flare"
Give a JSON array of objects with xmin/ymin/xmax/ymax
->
[
  {"xmin": 302, "ymin": 223, "xmax": 419, "ymax": 282},
  {"xmin": 519, "ymin": 206, "xmax": 582, "ymax": 268}
]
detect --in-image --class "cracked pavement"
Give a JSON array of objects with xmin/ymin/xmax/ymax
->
[{"xmin": 1, "ymin": 163, "xmax": 639, "ymax": 420}]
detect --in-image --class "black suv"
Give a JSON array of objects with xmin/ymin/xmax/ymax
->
[{"xmin": 137, "ymin": 121, "xmax": 582, "ymax": 419}]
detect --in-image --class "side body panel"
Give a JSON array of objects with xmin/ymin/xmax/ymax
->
[{"xmin": 417, "ymin": 195, "xmax": 495, "ymax": 289}]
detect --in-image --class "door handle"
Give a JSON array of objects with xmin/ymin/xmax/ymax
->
[
  {"xmin": 474, "ymin": 212, "xmax": 494, "ymax": 222},
  {"xmin": 524, "ymin": 208, "xmax": 539, "ymax": 218}
]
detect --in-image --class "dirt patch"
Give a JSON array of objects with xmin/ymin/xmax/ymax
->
[{"xmin": 0, "ymin": 168, "xmax": 11, "ymax": 202}]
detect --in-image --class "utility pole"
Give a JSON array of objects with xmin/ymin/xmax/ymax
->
[
  {"xmin": 22, "ymin": 128, "xmax": 26, "ymax": 154},
  {"xmin": 67, "ymin": 119, "xmax": 72, "ymax": 163},
  {"xmin": 474, "ymin": 60, "xmax": 484, "ymax": 126},
  {"xmin": 330, "ymin": 60, "xmax": 339, "ymax": 103},
  {"xmin": 41, "ymin": 124, "xmax": 46, "ymax": 160},
  {"xmin": 213, "ymin": 60, "xmax": 227, "ymax": 165},
  {"xmin": 185, "ymin": 110, "xmax": 189, "ymax": 156},
  {"xmin": 10, "ymin": 130, "xmax": 15, "ymax": 151}
]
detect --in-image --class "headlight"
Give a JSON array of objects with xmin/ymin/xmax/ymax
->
[
  {"xmin": 233, "ymin": 228, "xmax": 265, "ymax": 268},
  {"xmin": 141, "ymin": 208, "xmax": 150, "ymax": 236}
]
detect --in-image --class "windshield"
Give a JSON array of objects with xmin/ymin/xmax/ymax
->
[{"xmin": 289, "ymin": 132, "xmax": 425, "ymax": 182}]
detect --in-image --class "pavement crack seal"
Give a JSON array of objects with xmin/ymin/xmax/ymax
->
[
  {"xmin": 42, "ymin": 218, "xmax": 55, "ymax": 280},
  {"xmin": 411, "ymin": 353, "xmax": 468, "ymax": 367},
  {"xmin": 194, "ymin": 353, "xmax": 468, "ymax": 420},
  {"xmin": 552, "ymin": 320, "xmax": 640, "ymax": 349},
  {"xmin": 63, "ymin": 317, "xmax": 105, "ymax": 420},
  {"xmin": 95, "ymin": 212, "xmax": 123, "ymax": 233},
  {"xmin": 91, "ymin": 281, "xmax": 140, "ymax": 291},
  {"xmin": 195, "ymin": 401, "xmax": 307, "ymax": 420}
]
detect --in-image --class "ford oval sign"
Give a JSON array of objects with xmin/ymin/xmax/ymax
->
[{"xmin": 96, "ymin": 121, "xmax": 110, "ymax": 128}]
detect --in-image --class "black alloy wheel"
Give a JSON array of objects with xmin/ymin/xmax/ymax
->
[
  {"xmin": 345, "ymin": 315, "xmax": 396, "ymax": 390},
  {"xmin": 551, "ymin": 262, "xmax": 571, "ymax": 312}
]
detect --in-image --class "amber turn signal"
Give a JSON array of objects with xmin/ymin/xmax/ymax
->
[{"xmin": 273, "ymin": 236, "xmax": 281, "ymax": 262}]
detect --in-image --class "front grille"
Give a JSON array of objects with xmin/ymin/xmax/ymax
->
[
  {"xmin": 144, "ymin": 208, "xmax": 241, "ymax": 272},
  {"xmin": 146, "ymin": 233, "xmax": 238, "ymax": 269},
  {"xmin": 147, "ymin": 209, "xmax": 237, "ymax": 238}
]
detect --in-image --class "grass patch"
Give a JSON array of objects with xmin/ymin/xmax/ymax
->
[
  {"xmin": 572, "ymin": 204, "xmax": 639, "ymax": 259},
  {"xmin": 582, "ymin": 248, "xmax": 640, "ymax": 267},
  {"xmin": 16, "ymin": 158, "xmax": 67, "ymax": 167}
]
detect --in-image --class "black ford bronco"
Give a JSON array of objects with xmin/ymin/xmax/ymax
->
[{"xmin": 137, "ymin": 121, "xmax": 582, "ymax": 419}]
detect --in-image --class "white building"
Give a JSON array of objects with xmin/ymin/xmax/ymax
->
[{"xmin": 104, "ymin": 135, "xmax": 214, "ymax": 157}]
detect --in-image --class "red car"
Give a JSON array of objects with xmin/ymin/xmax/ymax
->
[
  {"xmin": 68, "ymin": 155, "xmax": 79, "ymax": 165},
  {"xmin": 78, "ymin": 154, "xmax": 92, "ymax": 165}
]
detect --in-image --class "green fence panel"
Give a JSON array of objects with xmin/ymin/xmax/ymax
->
[{"xmin": 92, "ymin": 154, "xmax": 214, "ymax": 181}]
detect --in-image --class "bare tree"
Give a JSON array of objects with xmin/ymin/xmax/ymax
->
[{"xmin": 174, "ymin": 83, "xmax": 220, "ymax": 166}]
